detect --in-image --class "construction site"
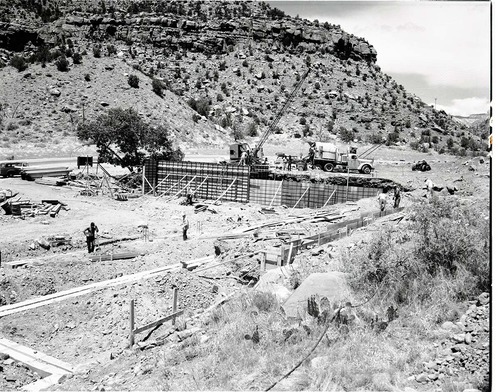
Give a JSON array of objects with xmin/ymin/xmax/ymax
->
[
  {"xmin": 0, "ymin": 139, "xmax": 491, "ymax": 391},
  {"xmin": 0, "ymin": 0, "xmax": 492, "ymax": 388}
]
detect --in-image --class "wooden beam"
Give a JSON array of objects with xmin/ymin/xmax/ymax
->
[
  {"xmin": 322, "ymin": 187, "xmax": 337, "ymax": 208},
  {"xmin": 167, "ymin": 176, "xmax": 197, "ymax": 201},
  {"xmin": 213, "ymin": 178, "xmax": 237, "ymax": 204},
  {"xmin": 269, "ymin": 180, "xmax": 283, "ymax": 207},
  {"xmin": 129, "ymin": 300, "xmax": 135, "ymax": 348},
  {"xmin": 292, "ymin": 186, "xmax": 310, "ymax": 209},
  {"xmin": 159, "ymin": 175, "xmax": 186, "ymax": 197},
  {"xmin": 133, "ymin": 310, "xmax": 184, "ymax": 334}
]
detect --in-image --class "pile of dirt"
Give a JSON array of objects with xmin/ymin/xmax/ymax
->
[
  {"xmin": 267, "ymin": 172, "xmax": 410, "ymax": 191},
  {"xmin": 0, "ymin": 277, "xmax": 18, "ymax": 306}
]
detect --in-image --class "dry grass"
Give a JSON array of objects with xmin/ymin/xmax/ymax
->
[{"xmin": 152, "ymin": 196, "xmax": 489, "ymax": 391}]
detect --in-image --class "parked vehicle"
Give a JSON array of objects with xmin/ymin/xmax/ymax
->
[
  {"xmin": 412, "ymin": 160, "xmax": 431, "ymax": 171},
  {"xmin": 0, "ymin": 161, "xmax": 29, "ymax": 178},
  {"xmin": 308, "ymin": 143, "xmax": 375, "ymax": 174}
]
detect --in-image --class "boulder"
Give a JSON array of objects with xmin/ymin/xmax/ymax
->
[
  {"xmin": 49, "ymin": 88, "xmax": 61, "ymax": 97},
  {"xmin": 282, "ymin": 272, "xmax": 351, "ymax": 318}
]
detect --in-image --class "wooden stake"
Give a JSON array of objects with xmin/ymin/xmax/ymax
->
[
  {"xmin": 172, "ymin": 288, "xmax": 179, "ymax": 326},
  {"xmin": 129, "ymin": 299, "xmax": 135, "ymax": 348},
  {"xmin": 142, "ymin": 165, "xmax": 145, "ymax": 196}
]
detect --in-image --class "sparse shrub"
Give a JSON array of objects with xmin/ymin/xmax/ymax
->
[
  {"xmin": 299, "ymin": 117, "xmax": 306, "ymax": 125},
  {"xmin": 84, "ymin": 73, "xmax": 91, "ymax": 82},
  {"xmin": 187, "ymin": 98, "xmax": 211, "ymax": 118},
  {"xmin": 55, "ymin": 55, "xmax": 69, "ymax": 72},
  {"xmin": 72, "ymin": 52, "xmax": 83, "ymax": 64},
  {"xmin": 107, "ymin": 44, "xmax": 116, "ymax": 56},
  {"xmin": 9, "ymin": 55, "xmax": 28, "ymax": 72},
  {"xmin": 7, "ymin": 122, "xmax": 19, "ymax": 131},
  {"xmin": 152, "ymin": 78, "xmax": 165, "ymax": 97},
  {"xmin": 346, "ymin": 198, "xmax": 489, "ymax": 320},
  {"xmin": 93, "ymin": 46, "xmax": 101, "ymax": 58},
  {"xmin": 192, "ymin": 113, "xmax": 201, "ymax": 123},
  {"xmin": 216, "ymin": 93, "xmax": 223, "ymax": 102},
  {"xmin": 339, "ymin": 126, "xmax": 354, "ymax": 143},
  {"xmin": 386, "ymin": 132, "xmax": 399, "ymax": 145},
  {"xmin": 128, "ymin": 74, "xmax": 139, "ymax": 88},
  {"xmin": 247, "ymin": 121, "xmax": 258, "ymax": 137},
  {"xmin": 368, "ymin": 133, "xmax": 384, "ymax": 144},
  {"xmin": 251, "ymin": 291, "xmax": 278, "ymax": 312}
]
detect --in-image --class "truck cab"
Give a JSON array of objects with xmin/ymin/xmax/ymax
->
[{"xmin": 229, "ymin": 142, "xmax": 264, "ymax": 165}]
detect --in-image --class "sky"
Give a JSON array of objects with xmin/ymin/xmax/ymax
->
[{"xmin": 268, "ymin": 1, "xmax": 491, "ymax": 117}]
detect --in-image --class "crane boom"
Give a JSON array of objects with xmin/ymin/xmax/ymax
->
[{"xmin": 252, "ymin": 67, "xmax": 311, "ymax": 157}]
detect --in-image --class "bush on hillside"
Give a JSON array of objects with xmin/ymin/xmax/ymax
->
[
  {"xmin": 152, "ymin": 78, "xmax": 165, "ymax": 97},
  {"xmin": 187, "ymin": 98, "xmax": 211, "ymax": 118},
  {"xmin": 339, "ymin": 126, "xmax": 354, "ymax": 143},
  {"xmin": 72, "ymin": 52, "xmax": 83, "ymax": 64},
  {"xmin": 9, "ymin": 55, "xmax": 28, "ymax": 72},
  {"xmin": 93, "ymin": 46, "xmax": 101, "ymax": 58},
  {"xmin": 84, "ymin": 73, "xmax": 91, "ymax": 82},
  {"xmin": 345, "ymin": 198, "xmax": 489, "ymax": 322},
  {"xmin": 247, "ymin": 121, "xmax": 258, "ymax": 137},
  {"xmin": 55, "ymin": 55, "xmax": 69, "ymax": 71},
  {"xmin": 128, "ymin": 74, "xmax": 139, "ymax": 88}
]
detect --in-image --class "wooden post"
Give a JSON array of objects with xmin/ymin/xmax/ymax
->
[
  {"xmin": 346, "ymin": 167, "xmax": 350, "ymax": 202},
  {"xmin": 142, "ymin": 165, "xmax": 145, "ymax": 196},
  {"xmin": 129, "ymin": 299, "xmax": 135, "ymax": 348},
  {"xmin": 172, "ymin": 288, "xmax": 179, "ymax": 326},
  {"xmin": 260, "ymin": 252, "xmax": 266, "ymax": 273}
]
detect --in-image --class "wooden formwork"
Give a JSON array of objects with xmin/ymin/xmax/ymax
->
[
  {"xmin": 144, "ymin": 160, "xmax": 381, "ymax": 208},
  {"xmin": 143, "ymin": 160, "xmax": 250, "ymax": 203},
  {"xmin": 249, "ymin": 179, "xmax": 379, "ymax": 208},
  {"xmin": 264, "ymin": 207, "xmax": 405, "ymax": 266}
]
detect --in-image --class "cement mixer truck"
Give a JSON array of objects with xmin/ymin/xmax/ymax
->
[{"xmin": 308, "ymin": 142, "xmax": 374, "ymax": 174}]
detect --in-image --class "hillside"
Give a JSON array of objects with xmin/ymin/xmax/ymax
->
[{"xmin": 0, "ymin": 0, "xmax": 489, "ymax": 159}]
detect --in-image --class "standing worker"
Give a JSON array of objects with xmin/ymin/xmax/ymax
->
[
  {"xmin": 377, "ymin": 191, "xmax": 387, "ymax": 212},
  {"xmin": 424, "ymin": 178, "xmax": 434, "ymax": 199},
  {"xmin": 186, "ymin": 187, "xmax": 194, "ymax": 205},
  {"xmin": 182, "ymin": 213, "xmax": 189, "ymax": 241},
  {"xmin": 393, "ymin": 186, "xmax": 401, "ymax": 208},
  {"xmin": 84, "ymin": 222, "xmax": 99, "ymax": 253},
  {"xmin": 239, "ymin": 150, "xmax": 248, "ymax": 166}
]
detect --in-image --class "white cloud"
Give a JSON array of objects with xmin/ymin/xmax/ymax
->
[
  {"xmin": 433, "ymin": 97, "xmax": 490, "ymax": 117},
  {"xmin": 318, "ymin": 2, "xmax": 490, "ymax": 90}
]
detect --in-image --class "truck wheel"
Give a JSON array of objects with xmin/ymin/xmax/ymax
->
[
  {"xmin": 7, "ymin": 171, "xmax": 14, "ymax": 177},
  {"xmin": 360, "ymin": 165, "xmax": 371, "ymax": 174},
  {"xmin": 323, "ymin": 162, "xmax": 335, "ymax": 172}
]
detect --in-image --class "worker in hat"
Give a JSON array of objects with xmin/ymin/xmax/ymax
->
[
  {"xmin": 182, "ymin": 213, "xmax": 189, "ymax": 241},
  {"xmin": 424, "ymin": 178, "xmax": 434, "ymax": 199}
]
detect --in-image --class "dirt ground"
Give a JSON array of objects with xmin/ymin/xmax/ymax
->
[{"xmin": 0, "ymin": 148, "xmax": 490, "ymax": 390}]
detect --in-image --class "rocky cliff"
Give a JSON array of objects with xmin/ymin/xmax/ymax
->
[{"xmin": 0, "ymin": 0, "xmax": 487, "ymax": 158}]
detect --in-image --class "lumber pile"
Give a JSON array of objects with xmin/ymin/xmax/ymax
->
[
  {"xmin": 34, "ymin": 177, "xmax": 68, "ymax": 186},
  {"xmin": 46, "ymin": 235, "xmax": 72, "ymax": 247},
  {"xmin": 90, "ymin": 251, "xmax": 145, "ymax": 262},
  {"xmin": 1, "ymin": 197, "xmax": 68, "ymax": 218}
]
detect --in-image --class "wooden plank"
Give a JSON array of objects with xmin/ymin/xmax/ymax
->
[{"xmin": 133, "ymin": 310, "xmax": 185, "ymax": 334}]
